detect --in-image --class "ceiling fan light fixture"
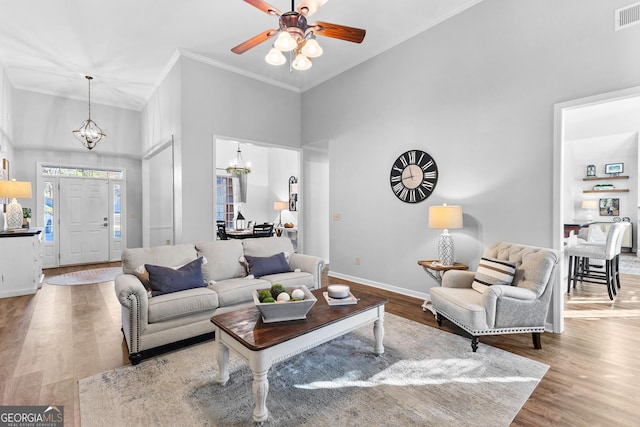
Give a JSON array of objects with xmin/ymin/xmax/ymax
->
[
  {"xmin": 265, "ymin": 47, "xmax": 286, "ymax": 65},
  {"xmin": 274, "ymin": 31, "xmax": 296, "ymax": 52},
  {"xmin": 292, "ymin": 53, "xmax": 312, "ymax": 71},
  {"xmin": 232, "ymin": 0, "xmax": 365, "ymax": 72},
  {"xmin": 301, "ymin": 37, "xmax": 323, "ymax": 58}
]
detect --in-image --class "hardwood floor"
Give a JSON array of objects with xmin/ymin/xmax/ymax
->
[{"xmin": 1, "ymin": 260, "xmax": 639, "ymax": 426}]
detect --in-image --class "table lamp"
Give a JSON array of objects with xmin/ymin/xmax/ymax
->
[
  {"xmin": 428, "ymin": 204, "xmax": 463, "ymax": 266},
  {"xmin": 274, "ymin": 201, "xmax": 287, "ymax": 227},
  {"xmin": 274, "ymin": 201, "xmax": 288, "ymax": 237},
  {"xmin": 581, "ymin": 200, "xmax": 598, "ymax": 220},
  {"xmin": 0, "ymin": 179, "xmax": 33, "ymax": 230}
]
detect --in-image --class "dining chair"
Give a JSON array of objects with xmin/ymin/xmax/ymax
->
[
  {"xmin": 216, "ymin": 221, "xmax": 228, "ymax": 240},
  {"xmin": 252, "ymin": 223, "xmax": 273, "ymax": 237},
  {"xmin": 566, "ymin": 222, "xmax": 628, "ymax": 300}
]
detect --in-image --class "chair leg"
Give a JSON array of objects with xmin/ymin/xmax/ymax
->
[
  {"xmin": 572, "ymin": 256, "xmax": 581, "ymax": 289},
  {"xmin": 436, "ymin": 312, "xmax": 443, "ymax": 327},
  {"xmin": 605, "ymin": 261, "xmax": 614, "ymax": 300},
  {"xmin": 532, "ymin": 332, "xmax": 542, "ymax": 349},
  {"xmin": 129, "ymin": 352, "xmax": 143, "ymax": 365},
  {"xmin": 471, "ymin": 336, "xmax": 479, "ymax": 352},
  {"xmin": 609, "ymin": 259, "xmax": 617, "ymax": 296},
  {"xmin": 579, "ymin": 257, "xmax": 589, "ymax": 284},
  {"xmin": 615, "ymin": 254, "xmax": 621, "ymax": 290},
  {"xmin": 567, "ymin": 255, "xmax": 574, "ymax": 294}
]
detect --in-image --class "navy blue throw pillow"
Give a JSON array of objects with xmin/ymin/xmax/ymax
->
[
  {"xmin": 146, "ymin": 257, "xmax": 205, "ymax": 297},
  {"xmin": 244, "ymin": 252, "xmax": 292, "ymax": 278}
]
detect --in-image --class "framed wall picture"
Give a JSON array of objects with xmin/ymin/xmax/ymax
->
[
  {"xmin": 605, "ymin": 162, "xmax": 623, "ymax": 175},
  {"xmin": 599, "ymin": 198, "xmax": 619, "ymax": 216}
]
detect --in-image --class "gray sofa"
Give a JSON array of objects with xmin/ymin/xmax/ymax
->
[{"xmin": 115, "ymin": 236, "xmax": 325, "ymax": 364}]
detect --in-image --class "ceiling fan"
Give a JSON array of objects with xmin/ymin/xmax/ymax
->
[{"xmin": 231, "ymin": 0, "xmax": 366, "ymax": 70}]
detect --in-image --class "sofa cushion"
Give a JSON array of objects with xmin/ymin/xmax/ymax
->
[
  {"xmin": 471, "ymin": 257, "xmax": 516, "ymax": 293},
  {"xmin": 148, "ymin": 287, "xmax": 218, "ymax": 323},
  {"xmin": 260, "ymin": 271, "xmax": 314, "ymax": 289},
  {"xmin": 208, "ymin": 278, "xmax": 271, "ymax": 307},
  {"xmin": 430, "ymin": 287, "xmax": 488, "ymax": 332},
  {"xmin": 122, "ymin": 243, "xmax": 198, "ymax": 287},
  {"xmin": 133, "ymin": 257, "xmax": 208, "ymax": 292},
  {"xmin": 196, "ymin": 240, "xmax": 246, "ymax": 282},
  {"xmin": 244, "ymin": 252, "xmax": 292, "ymax": 278},
  {"xmin": 146, "ymin": 258, "xmax": 206, "ymax": 297},
  {"xmin": 242, "ymin": 236, "xmax": 295, "ymax": 258}
]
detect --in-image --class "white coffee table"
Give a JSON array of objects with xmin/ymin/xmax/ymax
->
[{"xmin": 211, "ymin": 288, "xmax": 387, "ymax": 423}]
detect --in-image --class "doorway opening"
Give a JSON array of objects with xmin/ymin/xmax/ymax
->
[
  {"xmin": 553, "ymin": 85, "xmax": 640, "ymax": 332},
  {"xmin": 37, "ymin": 163, "xmax": 126, "ymax": 268},
  {"xmin": 214, "ymin": 137, "xmax": 302, "ymax": 249}
]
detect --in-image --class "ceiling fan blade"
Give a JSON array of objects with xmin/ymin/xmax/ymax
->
[
  {"xmin": 311, "ymin": 21, "xmax": 366, "ymax": 43},
  {"xmin": 231, "ymin": 29, "xmax": 278, "ymax": 54},
  {"xmin": 243, "ymin": 0, "xmax": 281, "ymax": 16},
  {"xmin": 296, "ymin": 0, "xmax": 328, "ymax": 17}
]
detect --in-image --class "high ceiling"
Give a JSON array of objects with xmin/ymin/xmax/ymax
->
[{"xmin": 0, "ymin": 0, "xmax": 481, "ymax": 111}]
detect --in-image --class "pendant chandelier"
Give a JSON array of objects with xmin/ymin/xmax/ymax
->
[
  {"xmin": 73, "ymin": 75, "xmax": 106, "ymax": 150},
  {"xmin": 226, "ymin": 143, "xmax": 251, "ymax": 175},
  {"xmin": 226, "ymin": 143, "xmax": 251, "ymax": 204}
]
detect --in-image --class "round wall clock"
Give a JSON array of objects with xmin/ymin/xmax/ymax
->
[{"xmin": 389, "ymin": 149, "xmax": 438, "ymax": 203}]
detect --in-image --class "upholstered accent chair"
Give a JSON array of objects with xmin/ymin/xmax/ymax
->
[{"xmin": 430, "ymin": 242, "xmax": 560, "ymax": 352}]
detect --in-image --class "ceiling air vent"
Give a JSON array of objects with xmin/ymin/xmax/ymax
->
[{"xmin": 615, "ymin": 2, "xmax": 640, "ymax": 31}]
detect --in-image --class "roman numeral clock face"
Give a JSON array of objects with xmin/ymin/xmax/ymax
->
[{"xmin": 390, "ymin": 150, "xmax": 438, "ymax": 203}]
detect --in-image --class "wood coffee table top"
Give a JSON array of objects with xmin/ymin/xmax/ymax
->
[{"xmin": 211, "ymin": 288, "xmax": 387, "ymax": 351}]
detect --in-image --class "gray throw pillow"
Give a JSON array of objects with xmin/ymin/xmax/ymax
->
[
  {"xmin": 244, "ymin": 252, "xmax": 292, "ymax": 278},
  {"xmin": 146, "ymin": 257, "xmax": 205, "ymax": 297}
]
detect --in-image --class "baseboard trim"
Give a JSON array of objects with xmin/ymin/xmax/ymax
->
[{"xmin": 328, "ymin": 271, "xmax": 428, "ymax": 301}]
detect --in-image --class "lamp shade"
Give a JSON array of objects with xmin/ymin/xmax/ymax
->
[
  {"xmin": 274, "ymin": 201, "xmax": 288, "ymax": 211},
  {"xmin": 581, "ymin": 200, "xmax": 598, "ymax": 210},
  {"xmin": 428, "ymin": 204, "xmax": 463, "ymax": 229},
  {"xmin": 0, "ymin": 180, "xmax": 32, "ymax": 199},
  {"xmin": 0, "ymin": 180, "xmax": 32, "ymax": 230}
]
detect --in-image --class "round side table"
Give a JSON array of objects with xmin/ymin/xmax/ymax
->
[{"xmin": 417, "ymin": 259, "xmax": 468, "ymax": 312}]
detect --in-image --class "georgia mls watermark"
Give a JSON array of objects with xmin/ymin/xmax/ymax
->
[{"xmin": 0, "ymin": 406, "xmax": 63, "ymax": 427}]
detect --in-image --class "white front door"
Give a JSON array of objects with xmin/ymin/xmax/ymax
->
[{"xmin": 59, "ymin": 178, "xmax": 109, "ymax": 265}]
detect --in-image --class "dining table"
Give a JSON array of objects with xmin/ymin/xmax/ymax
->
[{"xmin": 225, "ymin": 229, "xmax": 255, "ymax": 239}]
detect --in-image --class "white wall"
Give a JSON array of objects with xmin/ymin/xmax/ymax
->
[
  {"xmin": 303, "ymin": 148, "xmax": 329, "ymax": 261},
  {"xmin": 148, "ymin": 144, "xmax": 174, "ymax": 247},
  {"xmin": 565, "ymin": 132, "xmax": 638, "ymax": 249},
  {"xmin": 0, "ymin": 64, "xmax": 14, "ymax": 154},
  {"xmin": 301, "ymin": 0, "xmax": 640, "ymax": 302},
  {"xmin": 178, "ymin": 57, "xmax": 301, "ymax": 243},
  {"xmin": 142, "ymin": 58, "xmax": 181, "ymax": 155},
  {"xmin": 11, "ymin": 89, "xmax": 144, "ymax": 248}
]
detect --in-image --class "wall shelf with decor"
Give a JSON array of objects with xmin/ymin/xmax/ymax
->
[
  {"xmin": 583, "ymin": 189, "xmax": 629, "ymax": 193},
  {"xmin": 582, "ymin": 175, "xmax": 629, "ymax": 181}
]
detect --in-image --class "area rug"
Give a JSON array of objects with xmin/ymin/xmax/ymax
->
[
  {"xmin": 79, "ymin": 314, "xmax": 548, "ymax": 427},
  {"xmin": 45, "ymin": 267, "xmax": 122, "ymax": 285}
]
